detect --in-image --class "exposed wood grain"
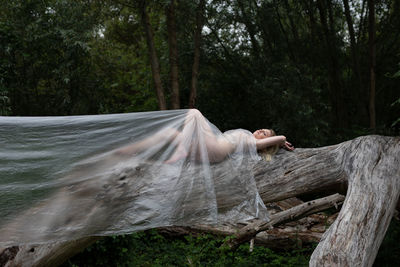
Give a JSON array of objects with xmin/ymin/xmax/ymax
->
[
  {"xmin": 225, "ymin": 193, "xmax": 344, "ymax": 249},
  {"xmin": 309, "ymin": 136, "xmax": 400, "ymax": 267},
  {"xmin": 1, "ymin": 135, "xmax": 399, "ymax": 267}
]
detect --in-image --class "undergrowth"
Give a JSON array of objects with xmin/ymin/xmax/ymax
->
[
  {"xmin": 62, "ymin": 230, "xmax": 312, "ymax": 267},
  {"xmin": 62, "ymin": 219, "xmax": 400, "ymax": 266},
  {"xmin": 374, "ymin": 219, "xmax": 400, "ymax": 266}
]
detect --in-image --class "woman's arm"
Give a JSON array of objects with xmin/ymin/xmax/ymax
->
[{"xmin": 255, "ymin": 135, "xmax": 287, "ymax": 150}]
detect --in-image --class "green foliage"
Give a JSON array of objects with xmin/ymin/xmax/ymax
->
[
  {"xmin": 0, "ymin": 90, "xmax": 11, "ymax": 115},
  {"xmin": 62, "ymin": 220, "xmax": 400, "ymax": 267},
  {"xmin": 0, "ymin": 0, "xmax": 104, "ymax": 115},
  {"xmin": 62, "ymin": 230, "xmax": 311, "ymax": 267},
  {"xmin": 389, "ymin": 63, "xmax": 400, "ymax": 129},
  {"xmin": 1, "ymin": 0, "xmax": 400, "ymax": 265},
  {"xmin": 374, "ymin": 219, "xmax": 400, "ymax": 267},
  {"xmin": 89, "ymin": 37, "xmax": 158, "ymax": 113},
  {"xmin": 87, "ymin": 5, "xmax": 160, "ymax": 114},
  {"xmin": 1, "ymin": 0, "xmax": 398, "ymax": 138}
]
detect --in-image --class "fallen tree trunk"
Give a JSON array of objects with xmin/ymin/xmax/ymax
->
[
  {"xmin": 1, "ymin": 135, "xmax": 399, "ymax": 267},
  {"xmin": 0, "ymin": 237, "xmax": 99, "ymax": 267},
  {"xmin": 158, "ymin": 222, "xmax": 324, "ymax": 250},
  {"xmin": 225, "ymin": 193, "xmax": 345, "ymax": 249},
  {"xmin": 309, "ymin": 135, "xmax": 400, "ymax": 266},
  {"xmin": 159, "ymin": 198, "xmax": 340, "ymax": 249}
]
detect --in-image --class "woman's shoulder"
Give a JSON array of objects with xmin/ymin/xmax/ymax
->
[{"xmin": 222, "ymin": 129, "xmax": 254, "ymax": 143}]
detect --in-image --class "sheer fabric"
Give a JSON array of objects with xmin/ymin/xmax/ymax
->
[{"xmin": 0, "ymin": 109, "xmax": 268, "ymax": 246}]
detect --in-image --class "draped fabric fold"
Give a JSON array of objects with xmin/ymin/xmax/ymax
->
[{"xmin": 0, "ymin": 109, "xmax": 268, "ymax": 246}]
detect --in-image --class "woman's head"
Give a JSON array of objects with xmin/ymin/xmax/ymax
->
[
  {"xmin": 254, "ymin": 129, "xmax": 279, "ymax": 161},
  {"xmin": 253, "ymin": 129, "xmax": 275, "ymax": 139}
]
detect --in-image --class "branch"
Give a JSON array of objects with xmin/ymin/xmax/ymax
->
[
  {"xmin": 1, "ymin": 135, "xmax": 399, "ymax": 266},
  {"xmin": 225, "ymin": 193, "xmax": 345, "ymax": 249}
]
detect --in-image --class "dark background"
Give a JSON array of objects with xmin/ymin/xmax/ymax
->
[{"xmin": 1, "ymin": 0, "xmax": 399, "ymax": 265}]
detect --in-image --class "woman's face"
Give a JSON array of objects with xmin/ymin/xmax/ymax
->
[{"xmin": 253, "ymin": 129, "xmax": 273, "ymax": 139}]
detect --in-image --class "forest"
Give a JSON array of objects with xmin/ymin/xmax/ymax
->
[{"xmin": 0, "ymin": 0, "xmax": 399, "ymax": 266}]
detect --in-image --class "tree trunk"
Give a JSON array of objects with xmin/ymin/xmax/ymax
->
[
  {"xmin": 309, "ymin": 136, "xmax": 400, "ymax": 266},
  {"xmin": 368, "ymin": 0, "xmax": 376, "ymax": 130},
  {"xmin": 159, "ymin": 197, "xmax": 335, "ymax": 250},
  {"xmin": 166, "ymin": 0, "xmax": 180, "ymax": 109},
  {"xmin": 343, "ymin": 0, "xmax": 367, "ymax": 126},
  {"xmin": 273, "ymin": 0, "xmax": 297, "ymax": 64},
  {"xmin": 357, "ymin": 0, "xmax": 367, "ymax": 44},
  {"xmin": 225, "ymin": 193, "xmax": 345, "ymax": 249},
  {"xmin": 140, "ymin": 1, "xmax": 167, "ymax": 110},
  {"xmin": 188, "ymin": 0, "xmax": 205, "ymax": 108},
  {"xmin": 316, "ymin": 0, "xmax": 344, "ymax": 129},
  {"xmin": 159, "ymin": 224, "xmax": 323, "ymax": 250},
  {"xmin": 1, "ymin": 135, "xmax": 399, "ymax": 266},
  {"xmin": 0, "ymin": 238, "xmax": 99, "ymax": 267},
  {"xmin": 342, "ymin": 0, "xmax": 358, "ymax": 69}
]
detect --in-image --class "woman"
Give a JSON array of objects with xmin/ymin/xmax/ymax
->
[
  {"xmin": 116, "ymin": 109, "xmax": 294, "ymax": 163},
  {"xmin": 0, "ymin": 109, "xmax": 279, "ymax": 245}
]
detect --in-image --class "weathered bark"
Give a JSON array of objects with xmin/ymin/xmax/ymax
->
[
  {"xmin": 0, "ymin": 237, "xmax": 99, "ymax": 267},
  {"xmin": 166, "ymin": 0, "xmax": 180, "ymax": 109},
  {"xmin": 368, "ymin": 0, "xmax": 376, "ymax": 130},
  {"xmin": 139, "ymin": 1, "xmax": 167, "ymax": 110},
  {"xmin": 309, "ymin": 136, "xmax": 400, "ymax": 266},
  {"xmin": 253, "ymin": 135, "xmax": 400, "ymax": 267},
  {"xmin": 159, "ymin": 223, "xmax": 324, "ymax": 250},
  {"xmin": 2, "ymin": 135, "xmax": 399, "ymax": 267},
  {"xmin": 160, "ymin": 197, "xmax": 338, "ymax": 249},
  {"xmin": 188, "ymin": 0, "xmax": 205, "ymax": 108},
  {"xmin": 225, "ymin": 193, "xmax": 345, "ymax": 249}
]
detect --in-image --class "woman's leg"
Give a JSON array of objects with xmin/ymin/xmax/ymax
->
[
  {"xmin": 114, "ymin": 127, "xmax": 181, "ymax": 156},
  {"xmin": 114, "ymin": 111, "xmax": 200, "ymax": 159},
  {"xmin": 166, "ymin": 109, "xmax": 234, "ymax": 163},
  {"xmin": 164, "ymin": 109, "xmax": 202, "ymax": 163},
  {"xmin": 115, "ymin": 109, "xmax": 233, "ymax": 163}
]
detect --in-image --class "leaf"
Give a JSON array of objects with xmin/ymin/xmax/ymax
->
[{"xmin": 391, "ymin": 118, "xmax": 400, "ymax": 127}]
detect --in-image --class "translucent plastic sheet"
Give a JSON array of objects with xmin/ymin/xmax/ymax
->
[{"xmin": 0, "ymin": 109, "xmax": 268, "ymax": 246}]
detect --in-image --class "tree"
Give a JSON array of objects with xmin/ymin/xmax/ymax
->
[
  {"xmin": 343, "ymin": 0, "xmax": 365, "ymax": 122},
  {"xmin": 316, "ymin": 0, "xmax": 345, "ymax": 129},
  {"xmin": 0, "ymin": 0, "xmax": 103, "ymax": 116},
  {"xmin": 139, "ymin": 0, "xmax": 167, "ymax": 110},
  {"xmin": 368, "ymin": 0, "xmax": 376, "ymax": 130},
  {"xmin": 188, "ymin": 0, "xmax": 205, "ymax": 108},
  {"xmin": 166, "ymin": 0, "xmax": 180, "ymax": 109},
  {"xmin": 1, "ymin": 135, "xmax": 399, "ymax": 266},
  {"xmin": 1, "ymin": 0, "xmax": 400, "ymax": 263}
]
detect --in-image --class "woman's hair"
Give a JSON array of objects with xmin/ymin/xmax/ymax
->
[{"xmin": 258, "ymin": 129, "xmax": 279, "ymax": 161}]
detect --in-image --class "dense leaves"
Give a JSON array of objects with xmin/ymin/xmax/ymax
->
[
  {"xmin": 62, "ymin": 230, "xmax": 311, "ymax": 267},
  {"xmin": 1, "ymin": 0, "xmax": 399, "ymax": 265},
  {"xmin": 374, "ymin": 219, "xmax": 400, "ymax": 266},
  {"xmin": 2, "ymin": 0, "xmax": 398, "ymax": 141},
  {"xmin": 0, "ymin": 0, "xmax": 105, "ymax": 115}
]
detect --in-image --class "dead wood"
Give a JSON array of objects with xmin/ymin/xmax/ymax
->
[
  {"xmin": 225, "ymin": 193, "xmax": 345, "ymax": 249},
  {"xmin": 1, "ymin": 135, "xmax": 399, "ymax": 267}
]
